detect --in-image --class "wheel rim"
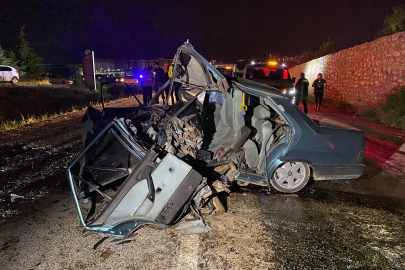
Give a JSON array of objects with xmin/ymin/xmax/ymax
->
[
  {"xmin": 274, "ymin": 162, "xmax": 307, "ymax": 189},
  {"xmin": 12, "ymin": 78, "xmax": 18, "ymax": 85}
]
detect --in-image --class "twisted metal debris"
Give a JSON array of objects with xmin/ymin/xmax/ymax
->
[{"xmin": 164, "ymin": 115, "xmax": 203, "ymax": 158}]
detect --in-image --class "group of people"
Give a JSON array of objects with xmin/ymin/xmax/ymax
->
[
  {"xmin": 294, "ymin": 72, "xmax": 327, "ymax": 114},
  {"xmin": 140, "ymin": 62, "xmax": 181, "ymax": 105}
]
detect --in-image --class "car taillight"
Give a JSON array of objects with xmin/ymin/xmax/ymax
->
[
  {"xmin": 283, "ymin": 69, "xmax": 288, "ymax": 79},
  {"xmin": 16, "ymin": 71, "xmax": 19, "ymax": 74}
]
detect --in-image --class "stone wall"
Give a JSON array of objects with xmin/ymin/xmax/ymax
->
[{"xmin": 289, "ymin": 31, "xmax": 405, "ymax": 109}]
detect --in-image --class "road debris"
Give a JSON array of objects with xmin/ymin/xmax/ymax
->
[
  {"xmin": 10, "ymin": 194, "xmax": 24, "ymax": 202},
  {"xmin": 175, "ymin": 219, "xmax": 212, "ymax": 235},
  {"xmin": 283, "ymin": 194, "xmax": 299, "ymax": 198},
  {"xmin": 115, "ymin": 239, "xmax": 132, "ymax": 245},
  {"xmin": 93, "ymin": 237, "xmax": 108, "ymax": 250},
  {"xmin": 212, "ymin": 197, "xmax": 225, "ymax": 214},
  {"xmin": 99, "ymin": 249, "xmax": 114, "ymax": 262},
  {"xmin": 164, "ymin": 115, "xmax": 203, "ymax": 158}
]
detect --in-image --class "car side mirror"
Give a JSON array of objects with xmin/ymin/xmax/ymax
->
[{"xmin": 292, "ymin": 77, "xmax": 296, "ymax": 83}]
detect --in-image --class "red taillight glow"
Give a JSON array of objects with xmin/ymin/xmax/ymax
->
[
  {"xmin": 16, "ymin": 71, "xmax": 19, "ymax": 74},
  {"xmin": 283, "ymin": 69, "xmax": 288, "ymax": 79}
]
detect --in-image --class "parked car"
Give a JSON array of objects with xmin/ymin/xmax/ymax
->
[
  {"xmin": 67, "ymin": 42, "xmax": 366, "ymax": 238},
  {"xmin": 123, "ymin": 76, "xmax": 139, "ymax": 84},
  {"xmin": 0, "ymin": 65, "xmax": 19, "ymax": 85},
  {"xmin": 46, "ymin": 74, "xmax": 73, "ymax": 84},
  {"xmin": 243, "ymin": 62, "xmax": 296, "ymax": 100}
]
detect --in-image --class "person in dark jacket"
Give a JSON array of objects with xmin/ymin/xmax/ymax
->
[
  {"xmin": 312, "ymin": 73, "xmax": 327, "ymax": 111},
  {"xmin": 294, "ymin": 72, "xmax": 309, "ymax": 114},
  {"xmin": 153, "ymin": 62, "xmax": 165, "ymax": 103},
  {"xmin": 142, "ymin": 66, "xmax": 154, "ymax": 105}
]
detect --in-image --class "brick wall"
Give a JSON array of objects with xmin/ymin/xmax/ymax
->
[{"xmin": 289, "ymin": 31, "xmax": 405, "ymax": 109}]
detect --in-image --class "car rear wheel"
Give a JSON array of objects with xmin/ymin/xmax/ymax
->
[
  {"xmin": 270, "ymin": 162, "xmax": 309, "ymax": 193},
  {"xmin": 11, "ymin": 77, "xmax": 19, "ymax": 85}
]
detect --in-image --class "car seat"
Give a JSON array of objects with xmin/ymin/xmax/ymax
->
[
  {"xmin": 243, "ymin": 105, "xmax": 274, "ymax": 171},
  {"xmin": 208, "ymin": 89, "xmax": 245, "ymax": 152}
]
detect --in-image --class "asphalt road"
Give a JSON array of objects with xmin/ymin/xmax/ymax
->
[{"xmin": 0, "ymin": 97, "xmax": 404, "ymax": 269}]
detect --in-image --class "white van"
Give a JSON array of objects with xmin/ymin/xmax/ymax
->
[{"xmin": 0, "ymin": 65, "xmax": 19, "ymax": 85}]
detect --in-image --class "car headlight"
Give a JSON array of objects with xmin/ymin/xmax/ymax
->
[{"xmin": 289, "ymin": 88, "xmax": 296, "ymax": 95}]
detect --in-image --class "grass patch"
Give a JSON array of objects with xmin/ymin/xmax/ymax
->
[
  {"xmin": 0, "ymin": 83, "xmax": 135, "ymax": 132},
  {"xmin": 19, "ymin": 78, "xmax": 51, "ymax": 85},
  {"xmin": 0, "ymin": 97, "xmax": 131, "ymax": 132},
  {"xmin": 361, "ymin": 87, "xmax": 405, "ymax": 130}
]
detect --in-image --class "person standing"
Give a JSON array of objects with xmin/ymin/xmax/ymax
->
[
  {"xmin": 163, "ymin": 64, "xmax": 181, "ymax": 104},
  {"xmin": 312, "ymin": 73, "xmax": 327, "ymax": 111},
  {"xmin": 294, "ymin": 72, "xmax": 309, "ymax": 114},
  {"xmin": 164, "ymin": 64, "xmax": 174, "ymax": 104},
  {"xmin": 142, "ymin": 66, "xmax": 154, "ymax": 105},
  {"xmin": 153, "ymin": 62, "xmax": 165, "ymax": 103}
]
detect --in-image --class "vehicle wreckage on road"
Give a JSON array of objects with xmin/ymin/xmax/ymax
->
[{"xmin": 67, "ymin": 42, "xmax": 366, "ymax": 238}]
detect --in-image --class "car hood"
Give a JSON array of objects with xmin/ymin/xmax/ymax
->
[{"xmin": 172, "ymin": 42, "xmax": 228, "ymax": 93}]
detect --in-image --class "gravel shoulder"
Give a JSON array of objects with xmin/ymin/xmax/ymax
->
[{"xmin": 0, "ymin": 98, "xmax": 139, "ymax": 218}]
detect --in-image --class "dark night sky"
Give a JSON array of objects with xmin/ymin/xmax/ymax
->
[{"xmin": 0, "ymin": 0, "xmax": 404, "ymax": 64}]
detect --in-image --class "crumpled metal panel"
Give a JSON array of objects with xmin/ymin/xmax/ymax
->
[{"xmin": 164, "ymin": 115, "xmax": 203, "ymax": 158}]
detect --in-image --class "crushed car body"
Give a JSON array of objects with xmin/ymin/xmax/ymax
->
[{"xmin": 67, "ymin": 42, "xmax": 366, "ymax": 238}]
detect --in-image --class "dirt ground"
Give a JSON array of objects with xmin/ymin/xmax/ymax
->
[
  {"xmin": 0, "ymin": 96, "xmax": 278, "ymax": 269},
  {"xmin": 1, "ymin": 96, "xmax": 405, "ymax": 269}
]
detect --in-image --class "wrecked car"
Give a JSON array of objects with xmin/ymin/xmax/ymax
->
[{"xmin": 67, "ymin": 42, "xmax": 366, "ymax": 238}]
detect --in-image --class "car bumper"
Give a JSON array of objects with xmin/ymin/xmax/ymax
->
[{"xmin": 311, "ymin": 164, "xmax": 365, "ymax": 180}]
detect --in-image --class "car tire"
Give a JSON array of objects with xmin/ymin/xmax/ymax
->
[
  {"xmin": 270, "ymin": 162, "xmax": 310, "ymax": 193},
  {"xmin": 11, "ymin": 77, "xmax": 19, "ymax": 85}
]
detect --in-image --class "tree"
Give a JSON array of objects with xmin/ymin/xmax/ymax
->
[
  {"xmin": 0, "ymin": 45, "xmax": 14, "ymax": 66},
  {"xmin": 316, "ymin": 36, "xmax": 336, "ymax": 58},
  {"xmin": 297, "ymin": 37, "xmax": 337, "ymax": 64},
  {"xmin": 297, "ymin": 49, "xmax": 316, "ymax": 64},
  {"xmin": 14, "ymin": 25, "xmax": 43, "ymax": 78},
  {"xmin": 381, "ymin": 6, "xmax": 405, "ymax": 36}
]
